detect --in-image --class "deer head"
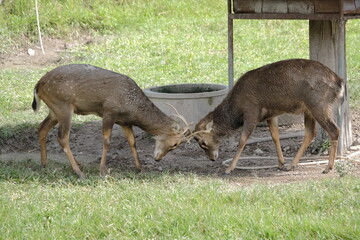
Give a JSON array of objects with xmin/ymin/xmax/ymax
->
[
  {"xmin": 154, "ymin": 103, "xmax": 192, "ymax": 161},
  {"xmin": 192, "ymin": 119, "xmax": 221, "ymax": 161}
]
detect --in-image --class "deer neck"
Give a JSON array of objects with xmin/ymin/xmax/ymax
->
[
  {"xmin": 135, "ymin": 106, "xmax": 175, "ymax": 136},
  {"xmin": 212, "ymin": 98, "xmax": 244, "ymax": 138}
]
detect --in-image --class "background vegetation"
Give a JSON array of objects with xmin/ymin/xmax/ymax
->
[{"xmin": 0, "ymin": 0, "xmax": 359, "ymax": 239}]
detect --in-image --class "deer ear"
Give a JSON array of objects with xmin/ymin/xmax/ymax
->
[
  {"xmin": 205, "ymin": 121, "xmax": 213, "ymax": 131},
  {"xmin": 171, "ymin": 123, "xmax": 181, "ymax": 133}
]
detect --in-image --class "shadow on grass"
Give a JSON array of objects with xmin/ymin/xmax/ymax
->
[
  {"xmin": 0, "ymin": 156, "xmax": 191, "ymax": 186},
  {"xmin": 0, "ymin": 123, "xmax": 37, "ymax": 142}
]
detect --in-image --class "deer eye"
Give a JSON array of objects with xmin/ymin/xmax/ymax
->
[
  {"xmin": 171, "ymin": 143, "xmax": 178, "ymax": 149},
  {"xmin": 201, "ymin": 141, "xmax": 208, "ymax": 149}
]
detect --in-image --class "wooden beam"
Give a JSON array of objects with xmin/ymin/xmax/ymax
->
[
  {"xmin": 314, "ymin": 0, "xmax": 340, "ymax": 13},
  {"xmin": 262, "ymin": 0, "xmax": 287, "ymax": 13},
  {"xmin": 288, "ymin": 0, "xmax": 315, "ymax": 14},
  {"xmin": 344, "ymin": 0, "xmax": 357, "ymax": 14},
  {"xmin": 229, "ymin": 13, "xmax": 342, "ymax": 20},
  {"xmin": 233, "ymin": 0, "xmax": 258, "ymax": 13},
  {"xmin": 355, "ymin": 0, "xmax": 360, "ymax": 13}
]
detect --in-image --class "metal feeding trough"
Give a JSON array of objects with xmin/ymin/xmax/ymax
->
[{"xmin": 144, "ymin": 84, "xmax": 228, "ymax": 124}]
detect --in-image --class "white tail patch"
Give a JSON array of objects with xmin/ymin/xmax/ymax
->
[{"xmin": 339, "ymin": 83, "xmax": 345, "ymax": 99}]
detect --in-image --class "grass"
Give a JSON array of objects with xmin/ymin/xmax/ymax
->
[
  {"xmin": 1, "ymin": 1, "xmax": 360, "ymax": 238},
  {"xmin": 0, "ymin": 159, "xmax": 360, "ymax": 239}
]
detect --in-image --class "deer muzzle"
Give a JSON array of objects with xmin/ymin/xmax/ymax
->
[
  {"xmin": 208, "ymin": 150, "xmax": 219, "ymax": 161},
  {"xmin": 154, "ymin": 149, "xmax": 166, "ymax": 161}
]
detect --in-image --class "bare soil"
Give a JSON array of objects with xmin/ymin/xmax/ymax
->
[
  {"xmin": 0, "ymin": 36, "xmax": 93, "ymax": 69},
  {"xmin": 1, "ymin": 37, "xmax": 359, "ymax": 185}
]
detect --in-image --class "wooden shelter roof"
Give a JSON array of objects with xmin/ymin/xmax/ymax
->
[{"xmin": 231, "ymin": 0, "xmax": 360, "ymax": 20}]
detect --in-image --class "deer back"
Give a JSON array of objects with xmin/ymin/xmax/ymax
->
[
  {"xmin": 35, "ymin": 64, "xmax": 175, "ymax": 130},
  {"xmin": 228, "ymin": 59, "xmax": 343, "ymax": 115}
]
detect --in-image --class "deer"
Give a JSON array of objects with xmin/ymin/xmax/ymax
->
[
  {"xmin": 192, "ymin": 59, "xmax": 344, "ymax": 175},
  {"xmin": 32, "ymin": 64, "xmax": 190, "ymax": 178}
]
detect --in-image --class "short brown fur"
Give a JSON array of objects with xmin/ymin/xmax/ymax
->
[
  {"xmin": 194, "ymin": 59, "xmax": 343, "ymax": 174},
  {"xmin": 32, "ymin": 64, "xmax": 188, "ymax": 178}
]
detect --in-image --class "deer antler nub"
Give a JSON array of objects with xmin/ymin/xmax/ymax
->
[{"xmin": 165, "ymin": 103, "xmax": 192, "ymax": 137}]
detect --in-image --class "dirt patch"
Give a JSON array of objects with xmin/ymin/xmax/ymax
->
[
  {"xmin": 0, "ymin": 36, "xmax": 93, "ymax": 69},
  {"xmin": 1, "ymin": 38, "xmax": 359, "ymax": 185},
  {"xmin": 1, "ymin": 116, "xmax": 360, "ymax": 185}
]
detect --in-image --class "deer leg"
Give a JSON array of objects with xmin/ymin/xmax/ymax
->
[
  {"xmin": 267, "ymin": 117, "xmax": 285, "ymax": 170},
  {"xmin": 38, "ymin": 111, "xmax": 58, "ymax": 167},
  {"xmin": 225, "ymin": 121, "xmax": 257, "ymax": 174},
  {"xmin": 315, "ymin": 116, "xmax": 339, "ymax": 174},
  {"xmin": 323, "ymin": 139, "xmax": 338, "ymax": 174},
  {"xmin": 121, "ymin": 125, "xmax": 142, "ymax": 171},
  {"xmin": 56, "ymin": 109, "xmax": 84, "ymax": 179},
  {"xmin": 288, "ymin": 113, "xmax": 316, "ymax": 171},
  {"xmin": 99, "ymin": 117, "xmax": 115, "ymax": 177}
]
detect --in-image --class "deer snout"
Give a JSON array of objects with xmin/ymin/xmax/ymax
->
[
  {"xmin": 154, "ymin": 149, "xmax": 166, "ymax": 161},
  {"xmin": 208, "ymin": 150, "xmax": 219, "ymax": 161}
]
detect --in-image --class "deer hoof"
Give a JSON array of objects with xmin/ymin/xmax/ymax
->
[
  {"xmin": 277, "ymin": 164, "xmax": 285, "ymax": 170},
  {"xmin": 41, "ymin": 160, "xmax": 48, "ymax": 168},
  {"xmin": 322, "ymin": 167, "xmax": 331, "ymax": 174},
  {"xmin": 100, "ymin": 167, "xmax": 108, "ymax": 177},
  {"xmin": 285, "ymin": 165, "xmax": 295, "ymax": 171},
  {"xmin": 134, "ymin": 164, "xmax": 142, "ymax": 172},
  {"xmin": 77, "ymin": 172, "xmax": 86, "ymax": 179},
  {"xmin": 224, "ymin": 168, "xmax": 233, "ymax": 175}
]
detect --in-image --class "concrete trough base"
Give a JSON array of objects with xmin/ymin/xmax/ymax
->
[{"xmin": 144, "ymin": 84, "xmax": 228, "ymax": 124}]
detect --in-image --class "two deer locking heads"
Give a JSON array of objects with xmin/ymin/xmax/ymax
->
[{"xmin": 32, "ymin": 59, "xmax": 343, "ymax": 178}]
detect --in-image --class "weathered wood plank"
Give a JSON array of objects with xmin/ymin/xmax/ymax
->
[
  {"xmin": 344, "ymin": 0, "xmax": 357, "ymax": 14},
  {"xmin": 232, "ymin": 0, "xmax": 360, "ymax": 16},
  {"xmin": 262, "ymin": 0, "xmax": 288, "ymax": 13},
  {"xmin": 355, "ymin": 0, "xmax": 360, "ymax": 13},
  {"xmin": 288, "ymin": 0, "xmax": 315, "ymax": 14},
  {"xmin": 314, "ymin": 0, "xmax": 340, "ymax": 13},
  {"xmin": 254, "ymin": 1, "xmax": 262, "ymax": 13},
  {"xmin": 233, "ymin": 0, "xmax": 260, "ymax": 13}
]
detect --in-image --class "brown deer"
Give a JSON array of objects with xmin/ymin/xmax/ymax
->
[
  {"xmin": 192, "ymin": 59, "xmax": 344, "ymax": 174},
  {"xmin": 32, "ymin": 64, "xmax": 190, "ymax": 178}
]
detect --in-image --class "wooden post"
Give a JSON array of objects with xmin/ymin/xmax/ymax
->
[
  {"xmin": 336, "ymin": 19, "xmax": 353, "ymax": 155},
  {"xmin": 228, "ymin": 0, "xmax": 235, "ymax": 88},
  {"xmin": 309, "ymin": 19, "xmax": 352, "ymax": 155}
]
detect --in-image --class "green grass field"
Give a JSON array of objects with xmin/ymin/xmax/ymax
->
[
  {"xmin": 1, "ymin": 0, "xmax": 360, "ymax": 239},
  {"xmin": 1, "ymin": 160, "xmax": 360, "ymax": 239}
]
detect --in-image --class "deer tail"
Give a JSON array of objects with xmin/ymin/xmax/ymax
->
[
  {"xmin": 337, "ymin": 77, "xmax": 345, "ymax": 99},
  {"xmin": 32, "ymin": 83, "xmax": 41, "ymax": 113}
]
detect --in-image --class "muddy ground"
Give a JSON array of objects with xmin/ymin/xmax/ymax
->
[{"xmin": 1, "ymin": 38, "xmax": 360, "ymax": 185}]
